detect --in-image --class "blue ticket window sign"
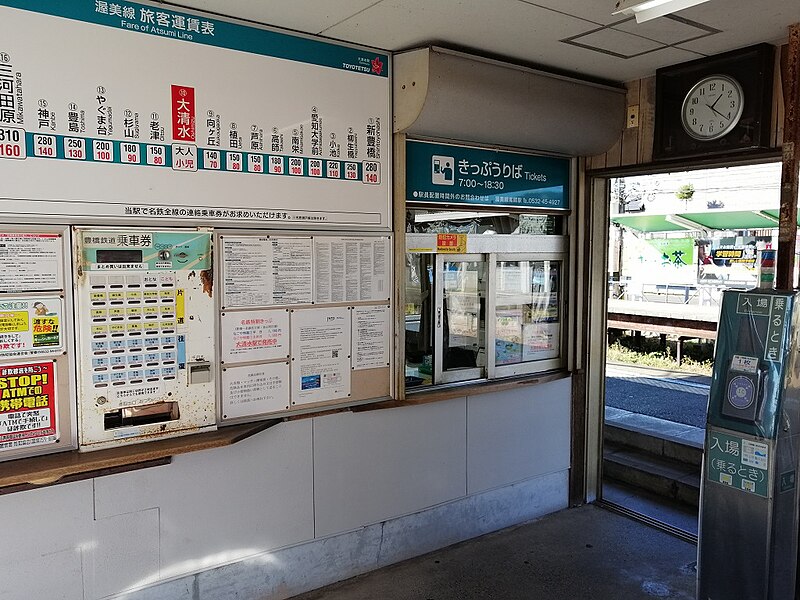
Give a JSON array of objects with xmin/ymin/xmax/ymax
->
[{"xmin": 406, "ymin": 140, "xmax": 570, "ymax": 211}]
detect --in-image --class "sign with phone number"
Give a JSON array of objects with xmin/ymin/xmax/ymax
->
[{"xmin": 406, "ymin": 139, "xmax": 570, "ymax": 210}]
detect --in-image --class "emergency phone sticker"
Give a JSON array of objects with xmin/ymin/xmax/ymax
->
[
  {"xmin": 0, "ymin": 361, "xmax": 57, "ymax": 450},
  {"xmin": 0, "ymin": 296, "xmax": 64, "ymax": 358}
]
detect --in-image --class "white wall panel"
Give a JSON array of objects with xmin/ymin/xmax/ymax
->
[
  {"xmin": 91, "ymin": 508, "xmax": 160, "ymax": 598},
  {"xmin": 0, "ymin": 480, "xmax": 92, "ymax": 600},
  {"xmin": 467, "ymin": 377, "xmax": 571, "ymax": 494},
  {"xmin": 93, "ymin": 419, "xmax": 315, "ymax": 582},
  {"xmin": 0, "ymin": 548, "xmax": 84, "ymax": 600},
  {"xmin": 0, "ymin": 479, "xmax": 94, "ymax": 558},
  {"xmin": 313, "ymin": 398, "xmax": 468, "ymax": 538}
]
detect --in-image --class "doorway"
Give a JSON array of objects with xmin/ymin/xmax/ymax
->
[{"xmin": 592, "ymin": 161, "xmax": 785, "ymax": 537}]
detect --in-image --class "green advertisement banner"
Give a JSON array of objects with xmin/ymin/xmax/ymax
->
[{"xmin": 645, "ymin": 238, "xmax": 693, "ymax": 266}]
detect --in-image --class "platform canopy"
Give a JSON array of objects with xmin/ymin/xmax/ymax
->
[{"xmin": 611, "ymin": 209, "xmax": 786, "ymax": 233}]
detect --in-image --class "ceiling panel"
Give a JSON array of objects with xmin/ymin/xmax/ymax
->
[
  {"xmin": 567, "ymin": 28, "xmax": 665, "ymax": 57},
  {"xmin": 162, "ymin": 0, "xmax": 799, "ymax": 84},
  {"xmin": 518, "ymin": 0, "xmax": 626, "ymax": 25},
  {"xmin": 579, "ymin": 45, "xmax": 705, "ymax": 80},
  {"xmin": 170, "ymin": 0, "xmax": 382, "ymax": 35},
  {"xmin": 323, "ymin": 0, "xmax": 592, "ymax": 62},
  {"xmin": 675, "ymin": 0, "xmax": 798, "ymax": 54},
  {"xmin": 613, "ymin": 15, "xmax": 718, "ymax": 45}
]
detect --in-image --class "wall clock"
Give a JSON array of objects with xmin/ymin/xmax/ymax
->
[{"xmin": 654, "ymin": 44, "xmax": 774, "ymax": 161}]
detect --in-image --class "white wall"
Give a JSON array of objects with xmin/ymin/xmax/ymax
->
[{"xmin": 0, "ymin": 377, "xmax": 571, "ymax": 600}]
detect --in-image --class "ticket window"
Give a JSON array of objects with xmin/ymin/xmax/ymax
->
[
  {"xmin": 490, "ymin": 256, "xmax": 563, "ymax": 377},
  {"xmin": 404, "ymin": 210, "xmax": 567, "ymax": 390},
  {"xmin": 404, "ymin": 253, "xmax": 489, "ymax": 387},
  {"xmin": 435, "ymin": 254, "xmax": 487, "ymax": 384},
  {"xmin": 404, "ymin": 253, "xmax": 435, "ymax": 387},
  {"xmin": 404, "ymin": 252, "xmax": 564, "ymax": 389}
]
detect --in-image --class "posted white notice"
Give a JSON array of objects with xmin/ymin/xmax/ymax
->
[
  {"xmin": 223, "ymin": 236, "xmax": 273, "ymax": 308},
  {"xmin": 222, "ymin": 362, "xmax": 290, "ymax": 419},
  {"xmin": 223, "ymin": 236, "xmax": 313, "ymax": 308},
  {"xmin": 352, "ymin": 305, "xmax": 390, "ymax": 370},
  {"xmin": 221, "ymin": 309, "xmax": 290, "ymax": 363},
  {"xmin": 314, "ymin": 237, "xmax": 389, "ymax": 303},
  {"xmin": 291, "ymin": 307, "xmax": 351, "ymax": 405},
  {"xmin": 0, "ymin": 233, "xmax": 62, "ymax": 292}
]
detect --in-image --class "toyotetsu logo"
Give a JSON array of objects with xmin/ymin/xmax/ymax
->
[{"xmin": 371, "ymin": 56, "xmax": 384, "ymax": 75}]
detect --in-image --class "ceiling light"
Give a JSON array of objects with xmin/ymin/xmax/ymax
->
[{"xmin": 613, "ymin": 0, "xmax": 712, "ymax": 23}]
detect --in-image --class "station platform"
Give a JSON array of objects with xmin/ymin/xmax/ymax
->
[{"xmin": 290, "ymin": 504, "xmax": 697, "ymax": 600}]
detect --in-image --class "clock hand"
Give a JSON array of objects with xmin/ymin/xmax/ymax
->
[
  {"xmin": 710, "ymin": 93, "xmax": 723, "ymax": 110},
  {"xmin": 706, "ymin": 103, "xmax": 729, "ymax": 120}
]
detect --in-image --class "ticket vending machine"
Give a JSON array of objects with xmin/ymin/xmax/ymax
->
[
  {"xmin": 74, "ymin": 228, "xmax": 216, "ymax": 450},
  {"xmin": 697, "ymin": 289, "xmax": 800, "ymax": 600}
]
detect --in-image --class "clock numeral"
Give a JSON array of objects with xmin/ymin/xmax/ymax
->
[
  {"xmin": 689, "ymin": 108, "xmax": 694, "ymax": 116},
  {"xmin": 710, "ymin": 83, "xmax": 717, "ymax": 91},
  {"xmin": 692, "ymin": 118, "xmax": 697, "ymax": 126},
  {"xmin": 728, "ymin": 90, "xmax": 733, "ymax": 98},
  {"xmin": 730, "ymin": 101, "xmax": 736, "ymax": 109},
  {"xmin": 692, "ymin": 98, "xmax": 699, "ymax": 105}
]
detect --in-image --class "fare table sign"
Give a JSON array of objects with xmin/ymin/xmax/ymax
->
[{"xmin": 0, "ymin": 1, "xmax": 391, "ymax": 228}]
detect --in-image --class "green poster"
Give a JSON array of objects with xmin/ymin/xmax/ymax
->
[{"xmin": 645, "ymin": 238, "xmax": 693, "ymax": 267}]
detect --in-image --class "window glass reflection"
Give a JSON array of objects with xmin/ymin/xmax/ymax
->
[{"xmin": 495, "ymin": 261, "xmax": 560, "ymax": 365}]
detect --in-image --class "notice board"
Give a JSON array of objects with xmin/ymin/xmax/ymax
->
[
  {"xmin": 218, "ymin": 231, "xmax": 392, "ymax": 423},
  {"xmin": 0, "ymin": 1, "xmax": 391, "ymax": 228}
]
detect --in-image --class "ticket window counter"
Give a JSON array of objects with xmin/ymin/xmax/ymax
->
[{"xmin": 404, "ymin": 210, "xmax": 566, "ymax": 390}]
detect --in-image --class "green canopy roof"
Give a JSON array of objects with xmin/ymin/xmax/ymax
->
[{"xmin": 612, "ymin": 210, "xmax": 784, "ymax": 233}]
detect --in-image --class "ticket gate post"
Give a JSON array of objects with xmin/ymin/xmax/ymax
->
[{"xmin": 697, "ymin": 289, "xmax": 800, "ymax": 600}]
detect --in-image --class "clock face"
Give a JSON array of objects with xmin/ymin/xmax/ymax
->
[{"xmin": 681, "ymin": 75, "xmax": 744, "ymax": 141}]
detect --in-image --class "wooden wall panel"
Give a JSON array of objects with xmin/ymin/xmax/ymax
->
[
  {"xmin": 638, "ymin": 76, "xmax": 656, "ymax": 164},
  {"xmin": 620, "ymin": 80, "xmax": 640, "ymax": 166},
  {"xmin": 587, "ymin": 44, "xmax": 785, "ymax": 171}
]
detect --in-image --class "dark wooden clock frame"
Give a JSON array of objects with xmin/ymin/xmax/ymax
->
[{"xmin": 653, "ymin": 43, "xmax": 775, "ymax": 161}]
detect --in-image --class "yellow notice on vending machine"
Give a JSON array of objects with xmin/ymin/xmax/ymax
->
[
  {"xmin": 0, "ymin": 311, "xmax": 28, "ymax": 334},
  {"xmin": 0, "ymin": 297, "xmax": 63, "ymax": 357},
  {"xmin": 176, "ymin": 289, "xmax": 186, "ymax": 326}
]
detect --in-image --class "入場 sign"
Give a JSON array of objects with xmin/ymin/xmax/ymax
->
[
  {"xmin": 707, "ymin": 430, "xmax": 769, "ymax": 498},
  {"xmin": 406, "ymin": 140, "xmax": 570, "ymax": 210}
]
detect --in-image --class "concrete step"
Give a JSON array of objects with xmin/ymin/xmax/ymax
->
[
  {"xmin": 605, "ymin": 419, "xmax": 703, "ymax": 467},
  {"xmin": 604, "ymin": 441, "xmax": 700, "ymax": 507}
]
